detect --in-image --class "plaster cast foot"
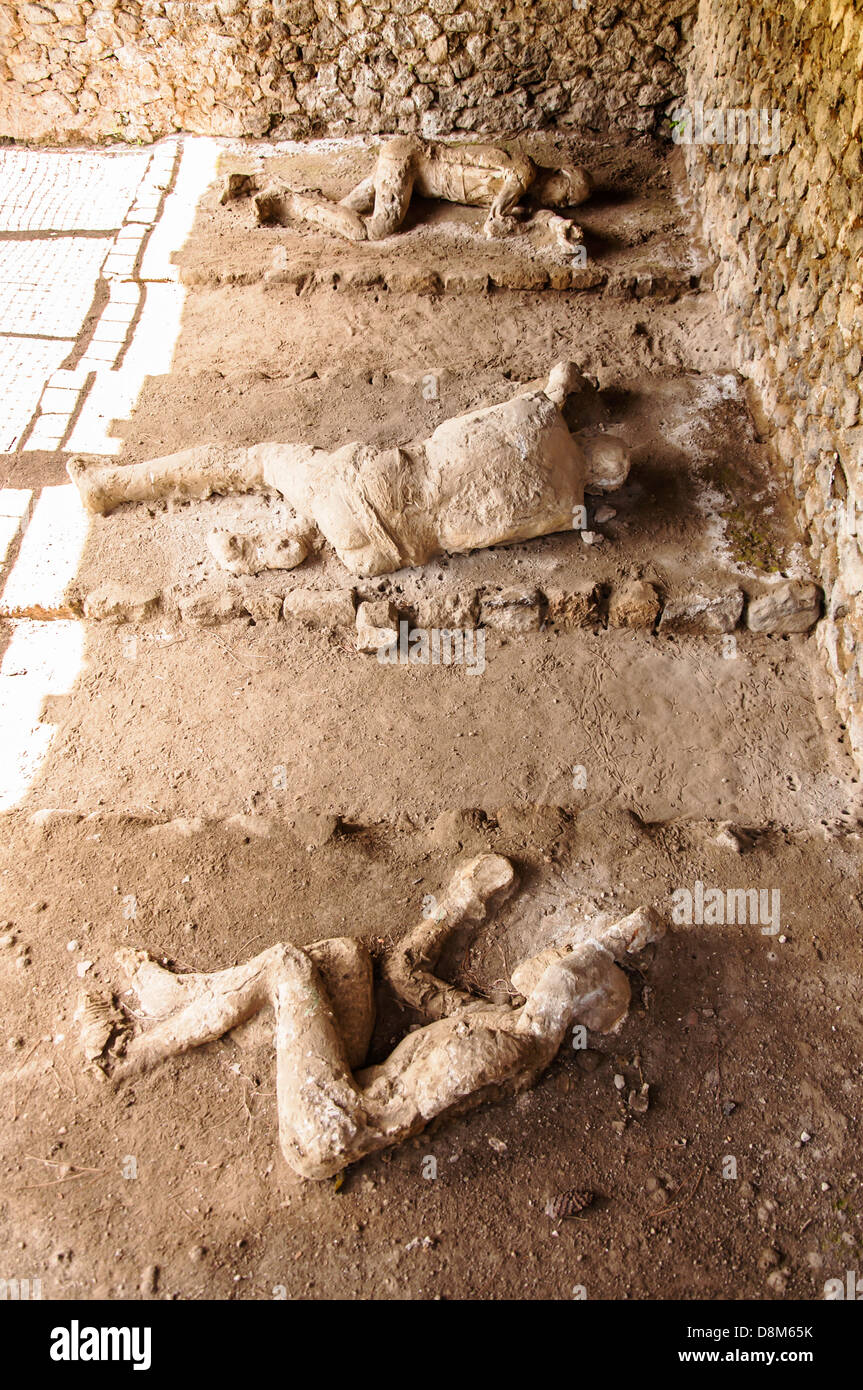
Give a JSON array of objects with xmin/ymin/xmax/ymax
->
[{"xmin": 116, "ymin": 947, "xmax": 199, "ymax": 1018}]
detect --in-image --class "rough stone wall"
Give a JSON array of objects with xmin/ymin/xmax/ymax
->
[
  {"xmin": 681, "ymin": 0, "xmax": 863, "ymax": 762},
  {"xmin": 0, "ymin": 1, "xmax": 693, "ymax": 145}
]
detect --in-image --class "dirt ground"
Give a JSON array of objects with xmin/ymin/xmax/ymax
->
[{"xmin": 1, "ymin": 131, "xmax": 862, "ymax": 1302}]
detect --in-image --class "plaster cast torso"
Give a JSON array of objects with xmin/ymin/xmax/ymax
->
[
  {"xmin": 413, "ymin": 143, "xmax": 536, "ymax": 209},
  {"xmin": 421, "ymin": 388, "xmax": 587, "ymax": 554},
  {"xmin": 280, "ymin": 388, "xmax": 588, "ymax": 576}
]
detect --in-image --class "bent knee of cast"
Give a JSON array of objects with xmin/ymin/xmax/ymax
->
[
  {"xmin": 365, "ymin": 207, "xmax": 405, "ymax": 240},
  {"xmin": 327, "ymin": 936, "xmax": 372, "ymax": 966},
  {"xmin": 379, "ymin": 135, "xmax": 422, "ymax": 161},
  {"xmin": 261, "ymin": 941, "xmax": 316, "ymax": 997}
]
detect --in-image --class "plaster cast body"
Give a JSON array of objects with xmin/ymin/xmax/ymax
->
[
  {"xmin": 246, "ymin": 137, "xmax": 592, "ymax": 245},
  {"xmin": 67, "ymin": 363, "xmax": 631, "ymax": 579},
  {"xmin": 104, "ymin": 854, "xmax": 664, "ymax": 1179}
]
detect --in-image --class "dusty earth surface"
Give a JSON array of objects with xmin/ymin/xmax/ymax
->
[{"xmin": 1, "ymin": 132, "xmax": 862, "ymax": 1302}]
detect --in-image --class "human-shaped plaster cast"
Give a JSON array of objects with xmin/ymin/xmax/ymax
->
[
  {"xmin": 238, "ymin": 137, "xmax": 592, "ymax": 247},
  {"xmin": 67, "ymin": 362, "xmax": 632, "ymax": 579},
  {"xmin": 102, "ymin": 854, "xmax": 664, "ymax": 1179}
]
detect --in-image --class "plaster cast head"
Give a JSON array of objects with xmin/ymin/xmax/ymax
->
[
  {"xmin": 533, "ymin": 164, "xmax": 592, "ymax": 208},
  {"xmin": 518, "ymin": 947, "xmax": 632, "ymax": 1038},
  {"xmin": 582, "ymin": 433, "xmax": 632, "ymax": 493}
]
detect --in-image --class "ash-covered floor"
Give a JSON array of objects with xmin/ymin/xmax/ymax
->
[{"xmin": 1, "ymin": 134, "xmax": 861, "ymax": 1301}]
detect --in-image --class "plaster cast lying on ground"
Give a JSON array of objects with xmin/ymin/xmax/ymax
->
[
  {"xmin": 227, "ymin": 137, "xmax": 592, "ymax": 247},
  {"xmin": 67, "ymin": 362, "xmax": 632, "ymax": 579},
  {"xmin": 99, "ymin": 854, "xmax": 664, "ymax": 1179}
]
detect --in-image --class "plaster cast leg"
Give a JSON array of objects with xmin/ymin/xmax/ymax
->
[
  {"xmin": 281, "ymin": 190, "xmax": 368, "ymax": 241},
  {"xmin": 111, "ymin": 940, "xmax": 374, "ymax": 1177},
  {"xmin": 274, "ymin": 958, "xmax": 369, "ymax": 1178},
  {"xmin": 255, "ymin": 139, "xmax": 417, "ymax": 244},
  {"xmin": 363, "ymin": 138, "xmax": 418, "ymax": 240},
  {"xmin": 113, "ymin": 945, "xmax": 279, "ymax": 1079},
  {"xmin": 112, "ymin": 853, "xmax": 516, "ymax": 1063},
  {"xmin": 339, "ymin": 174, "xmax": 376, "ymax": 214},
  {"xmin": 114, "ymin": 936, "xmax": 374, "ymax": 1076},
  {"xmin": 68, "ymin": 441, "xmax": 325, "ymax": 526},
  {"xmin": 68, "ymin": 445, "xmax": 266, "ymax": 516}
]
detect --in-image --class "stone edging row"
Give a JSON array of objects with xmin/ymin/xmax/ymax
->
[{"xmin": 75, "ymin": 574, "xmax": 823, "ymax": 642}]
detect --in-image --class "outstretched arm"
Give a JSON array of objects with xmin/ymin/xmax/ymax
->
[{"xmin": 381, "ymin": 854, "xmax": 517, "ymax": 1021}]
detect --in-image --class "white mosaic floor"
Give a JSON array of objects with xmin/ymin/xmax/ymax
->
[
  {"xmin": 0, "ymin": 236, "xmax": 113, "ymax": 337},
  {"xmin": 0, "ymin": 149, "xmax": 152, "ymax": 233},
  {"xmin": 0, "ymin": 137, "xmax": 220, "ymax": 456}
]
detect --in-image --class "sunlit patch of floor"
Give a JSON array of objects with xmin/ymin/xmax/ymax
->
[
  {"xmin": 0, "ymin": 618, "xmax": 84, "ymax": 811},
  {"xmin": 0, "ymin": 237, "xmax": 114, "ymax": 337},
  {"xmin": 0, "ymin": 338, "xmax": 74, "ymax": 452},
  {"xmin": 65, "ymin": 281, "xmax": 189, "ymax": 455},
  {"xmin": 0, "ymin": 485, "xmax": 88, "ymax": 618}
]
